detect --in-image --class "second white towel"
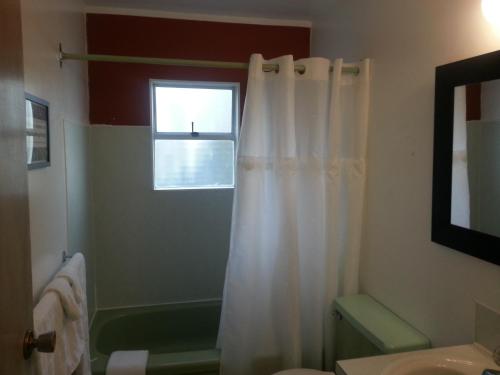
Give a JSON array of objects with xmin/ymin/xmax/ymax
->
[{"xmin": 106, "ymin": 350, "xmax": 149, "ymax": 375}]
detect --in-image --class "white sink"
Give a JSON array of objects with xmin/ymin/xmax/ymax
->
[
  {"xmin": 337, "ymin": 344, "xmax": 500, "ymax": 375},
  {"xmin": 381, "ymin": 354, "xmax": 489, "ymax": 375}
]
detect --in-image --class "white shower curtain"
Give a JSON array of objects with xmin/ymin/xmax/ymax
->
[{"xmin": 218, "ymin": 54, "xmax": 370, "ymax": 375}]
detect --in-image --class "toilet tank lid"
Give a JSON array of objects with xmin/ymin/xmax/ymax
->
[{"xmin": 334, "ymin": 294, "xmax": 430, "ymax": 353}]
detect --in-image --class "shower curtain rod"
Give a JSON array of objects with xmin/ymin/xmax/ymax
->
[{"xmin": 58, "ymin": 45, "xmax": 360, "ymax": 75}]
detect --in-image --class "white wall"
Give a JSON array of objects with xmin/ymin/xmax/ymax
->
[
  {"xmin": 311, "ymin": 0, "xmax": 500, "ymax": 347},
  {"xmin": 91, "ymin": 126, "xmax": 232, "ymax": 308},
  {"xmin": 21, "ymin": 0, "xmax": 94, "ymax": 315},
  {"xmin": 451, "ymin": 86, "xmax": 470, "ymax": 229}
]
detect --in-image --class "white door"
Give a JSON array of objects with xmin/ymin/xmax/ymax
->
[{"xmin": 0, "ymin": 0, "xmax": 35, "ymax": 373}]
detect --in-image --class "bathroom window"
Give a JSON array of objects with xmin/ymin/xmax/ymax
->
[{"xmin": 151, "ymin": 80, "xmax": 239, "ymax": 190}]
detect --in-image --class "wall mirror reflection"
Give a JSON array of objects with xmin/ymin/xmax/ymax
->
[{"xmin": 451, "ymin": 79, "xmax": 500, "ymax": 238}]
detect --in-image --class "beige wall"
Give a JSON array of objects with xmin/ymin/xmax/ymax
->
[
  {"xmin": 311, "ymin": 0, "xmax": 500, "ymax": 346},
  {"xmin": 21, "ymin": 0, "xmax": 95, "ymax": 315}
]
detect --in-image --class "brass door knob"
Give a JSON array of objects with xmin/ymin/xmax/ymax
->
[{"xmin": 23, "ymin": 329, "xmax": 56, "ymax": 359}]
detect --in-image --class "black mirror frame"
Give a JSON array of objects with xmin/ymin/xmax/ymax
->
[{"xmin": 432, "ymin": 50, "xmax": 500, "ymax": 266}]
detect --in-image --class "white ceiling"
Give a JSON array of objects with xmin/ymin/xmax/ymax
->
[{"xmin": 84, "ymin": 0, "xmax": 315, "ymax": 23}]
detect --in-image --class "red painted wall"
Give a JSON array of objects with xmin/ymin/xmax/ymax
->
[
  {"xmin": 86, "ymin": 14, "xmax": 310, "ymax": 125},
  {"xmin": 466, "ymin": 83, "xmax": 481, "ymax": 121}
]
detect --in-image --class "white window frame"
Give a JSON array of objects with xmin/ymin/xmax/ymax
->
[{"xmin": 150, "ymin": 79, "xmax": 239, "ymax": 191}]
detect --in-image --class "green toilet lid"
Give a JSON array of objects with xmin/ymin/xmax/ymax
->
[{"xmin": 334, "ymin": 294, "xmax": 431, "ymax": 353}]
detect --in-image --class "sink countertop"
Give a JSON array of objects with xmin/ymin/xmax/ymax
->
[{"xmin": 336, "ymin": 344, "xmax": 500, "ymax": 375}]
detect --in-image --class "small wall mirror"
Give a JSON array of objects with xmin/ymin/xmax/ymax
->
[{"xmin": 433, "ymin": 50, "xmax": 500, "ymax": 266}]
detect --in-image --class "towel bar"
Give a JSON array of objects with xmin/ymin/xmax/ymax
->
[{"xmin": 62, "ymin": 251, "xmax": 73, "ymax": 263}]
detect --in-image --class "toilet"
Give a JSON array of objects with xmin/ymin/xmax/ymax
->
[{"xmin": 275, "ymin": 294, "xmax": 431, "ymax": 375}]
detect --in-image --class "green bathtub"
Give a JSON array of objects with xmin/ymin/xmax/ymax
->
[{"xmin": 90, "ymin": 300, "xmax": 221, "ymax": 375}]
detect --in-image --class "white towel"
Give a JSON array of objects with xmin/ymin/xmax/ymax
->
[
  {"xmin": 43, "ymin": 278, "xmax": 82, "ymax": 321},
  {"xmin": 34, "ymin": 291, "xmax": 84, "ymax": 375},
  {"xmin": 33, "ymin": 252, "xmax": 91, "ymax": 375},
  {"xmin": 56, "ymin": 252, "xmax": 91, "ymax": 375},
  {"xmin": 106, "ymin": 351, "xmax": 149, "ymax": 375},
  {"xmin": 56, "ymin": 253, "xmax": 85, "ymax": 303}
]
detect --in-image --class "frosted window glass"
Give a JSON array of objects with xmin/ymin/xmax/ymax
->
[
  {"xmin": 154, "ymin": 139, "xmax": 235, "ymax": 189},
  {"xmin": 155, "ymin": 87, "xmax": 233, "ymax": 133}
]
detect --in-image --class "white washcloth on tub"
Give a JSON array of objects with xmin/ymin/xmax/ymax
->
[{"xmin": 106, "ymin": 351, "xmax": 149, "ymax": 375}]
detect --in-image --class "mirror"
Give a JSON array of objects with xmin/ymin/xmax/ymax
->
[
  {"xmin": 433, "ymin": 50, "xmax": 500, "ymax": 266},
  {"xmin": 451, "ymin": 80, "xmax": 500, "ymax": 238}
]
